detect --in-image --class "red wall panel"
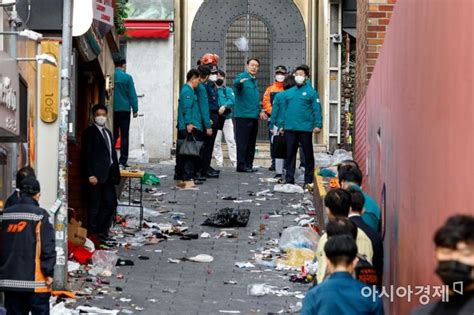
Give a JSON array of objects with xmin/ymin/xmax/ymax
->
[{"xmin": 357, "ymin": 0, "xmax": 474, "ymax": 313}]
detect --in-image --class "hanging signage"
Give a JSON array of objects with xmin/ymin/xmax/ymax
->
[
  {"xmin": 0, "ymin": 51, "xmax": 19, "ymax": 138},
  {"xmin": 94, "ymin": 0, "xmax": 114, "ymax": 27},
  {"xmin": 40, "ymin": 41, "xmax": 60, "ymax": 123}
]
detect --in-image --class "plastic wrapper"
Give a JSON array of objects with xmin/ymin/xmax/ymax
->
[
  {"xmin": 279, "ymin": 226, "xmax": 320, "ymax": 251},
  {"xmin": 277, "ymin": 248, "xmax": 315, "ymax": 268},
  {"xmin": 330, "ymin": 149, "xmax": 353, "ymax": 166},
  {"xmin": 314, "ymin": 152, "xmax": 332, "ymax": 167},
  {"xmin": 233, "ymin": 36, "xmax": 249, "ymax": 52},
  {"xmin": 89, "ymin": 250, "xmax": 118, "ymax": 277},
  {"xmin": 273, "ymin": 184, "xmax": 304, "ymax": 194}
]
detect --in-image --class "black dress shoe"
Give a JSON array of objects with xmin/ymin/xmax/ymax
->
[
  {"xmin": 269, "ymin": 165, "xmax": 275, "ymax": 171},
  {"xmin": 205, "ymin": 172, "xmax": 219, "ymax": 178},
  {"xmin": 195, "ymin": 176, "xmax": 207, "ymax": 181},
  {"xmin": 209, "ymin": 167, "xmax": 220, "ymax": 174},
  {"xmin": 209, "ymin": 170, "xmax": 220, "ymax": 176},
  {"xmin": 194, "ymin": 180, "xmax": 204, "ymax": 185}
]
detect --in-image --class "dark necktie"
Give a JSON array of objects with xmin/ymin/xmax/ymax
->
[{"xmin": 102, "ymin": 128, "xmax": 111, "ymax": 155}]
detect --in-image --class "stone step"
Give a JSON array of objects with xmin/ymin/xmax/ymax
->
[{"xmin": 213, "ymin": 142, "xmax": 328, "ymax": 168}]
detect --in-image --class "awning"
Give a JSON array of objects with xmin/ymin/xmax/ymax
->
[
  {"xmin": 124, "ymin": 20, "xmax": 172, "ymax": 39},
  {"xmin": 343, "ymin": 28, "xmax": 357, "ymax": 38}
]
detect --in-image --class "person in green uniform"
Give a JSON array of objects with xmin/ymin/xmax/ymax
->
[
  {"xmin": 195, "ymin": 65, "xmax": 213, "ymax": 180},
  {"xmin": 280, "ymin": 65, "xmax": 322, "ymax": 187},
  {"xmin": 175, "ymin": 69, "xmax": 205, "ymax": 189},
  {"xmin": 233, "ymin": 58, "xmax": 264, "ymax": 173}
]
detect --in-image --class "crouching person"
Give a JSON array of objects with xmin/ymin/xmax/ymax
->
[{"xmin": 0, "ymin": 178, "xmax": 56, "ymax": 314}]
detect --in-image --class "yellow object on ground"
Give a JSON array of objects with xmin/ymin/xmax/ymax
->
[
  {"xmin": 277, "ymin": 248, "xmax": 316, "ymax": 268},
  {"xmin": 52, "ymin": 290, "xmax": 76, "ymax": 299}
]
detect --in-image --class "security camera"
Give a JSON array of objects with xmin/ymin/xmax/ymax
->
[{"xmin": 9, "ymin": 16, "xmax": 23, "ymax": 28}]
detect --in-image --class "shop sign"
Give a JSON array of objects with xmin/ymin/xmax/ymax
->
[
  {"xmin": 40, "ymin": 41, "xmax": 60, "ymax": 123},
  {"xmin": 0, "ymin": 51, "xmax": 19, "ymax": 138}
]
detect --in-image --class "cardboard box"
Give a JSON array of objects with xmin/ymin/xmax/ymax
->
[{"xmin": 68, "ymin": 218, "xmax": 87, "ymax": 246}]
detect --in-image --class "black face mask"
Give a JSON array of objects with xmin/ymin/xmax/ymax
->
[
  {"xmin": 435, "ymin": 260, "xmax": 473, "ymax": 288},
  {"xmin": 216, "ymin": 79, "xmax": 224, "ymax": 86}
]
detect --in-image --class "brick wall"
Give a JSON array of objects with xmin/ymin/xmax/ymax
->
[{"xmin": 356, "ymin": 0, "xmax": 397, "ymax": 104}]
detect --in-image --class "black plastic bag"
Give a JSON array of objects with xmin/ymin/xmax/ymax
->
[
  {"xmin": 177, "ymin": 135, "xmax": 203, "ymax": 157},
  {"xmin": 202, "ymin": 208, "xmax": 250, "ymax": 227}
]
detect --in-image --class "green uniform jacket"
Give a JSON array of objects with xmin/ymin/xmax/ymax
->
[
  {"xmin": 280, "ymin": 81, "xmax": 322, "ymax": 132},
  {"xmin": 196, "ymin": 83, "xmax": 211, "ymax": 129},
  {"xmin": 217, "ymin": 86, "xmax": 235, "ymax": 119},
  {"xmin": 113, "ymin": 68, "xmax": 138, "ymax": 113},
  {"xmin": 177, "ymin": 84, "xmax": 203, "ymax": 131},
  {"xmin": 270, "ymin": 91, "xmax": 287, "ymax": 129},
  {"xmin": 232, "ymin": 71, "xmax": 260, "ymax": 119}
]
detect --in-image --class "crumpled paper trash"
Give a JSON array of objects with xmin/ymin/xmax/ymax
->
[{"xmin": 274, "ymin": 184, "xmax": 304, "ymax": 194}]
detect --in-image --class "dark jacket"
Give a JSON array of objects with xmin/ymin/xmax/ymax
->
[
  {"xmin": 351, "ymin": 215, "xmax": 384, "ymax": 285},
  {"xmin": 4, "ymin": 190, "xmax": 20, "ymax": 209},
  {"xmin": 0, "ymin": 196, "xmax": 56, "ymax": 293},
  {"xmin": 205, "ymin": 81, "xmax": 219, "ymax": 111},
  {"xmin": 82, "ymin": 124, "xmax": 120, "ymax": 185}
]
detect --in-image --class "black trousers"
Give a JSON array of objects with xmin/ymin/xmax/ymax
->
[
  {"xmin": 113, "ymin": 111, "xmax": 131, "ymax": 165},
  {"xmin": 4, "ymin": 291, "xmax": 50, "ymax": 315},
  {"xmin": 176, "ymin": 129, "xmax": 204, "ymax": 181},
  {"xmin": 200, "ymin": 111, "xmax": 219, "ymax": 174},
  {"xmin": 268, "ymin": 120, "xmax": 275, "ymax": 167},
  {"xmin": 235, "ymin": 117, "xmax": 259, "ymax": 170},
  {"xmin": 88, "ymin": 173, "xmax": 118, "ymax": 236},
  {"xmin": 285, "ymin": 130, "xmax": 315, "ymax": 184}
]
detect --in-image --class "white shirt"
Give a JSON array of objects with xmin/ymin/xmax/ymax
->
[{"xmin": 95, "ymin": 124, "xmax": 113, "ymax": 165}]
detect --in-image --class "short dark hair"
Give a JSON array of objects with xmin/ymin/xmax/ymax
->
[
  {"xmin": 347, "ymin": 187, "xmax": 365, "ymax": 213},
  {"xmin": 186, "ymin": 69, "xmax": 200, "ymax": 82},
  {"xmin": 434, "ymin": 215, "xmax": 474, "ymax": 249},
  {"xmin": 337, "ymin": 159, "xmax": 360, "ymax": 172},
  {"xmin": 16, "ymin": 166, "xmax": 36, "ymax": 188},
  {"xmin": 338, "ymin": 165, "xmax": 363, "ymax": 186},
  {"xmin": 217, "ymin": 70, "xmax": 226, "ymax": 77},
  {"xmin": 324, "ymin": 188, "xmax": 351, "ymax": 217},
  {"xmin": 197, "ymin": 64, "xmax": 211, "ymax": 78},
  {"xmin": 295, "ymin": 64, "xmax": 310, "ymax": 76},
  {"xmin": 20, "ymin": 177, "xmax": 41, "ymax": 196},
  {"xmin": 246, "ymin": 58, "xmax": 260, "ymax": 65},
  {"xmin": 114, "ymin": 58, "xmax": 126, "ymax": 67},
  {"xmin": 283, "ymin": 75, "xmax": 296, "ymax": 90},
  {"xmin": 324, "ymin": 234, "xmax": 358, "ymax": 267},
  {"xmin": 92, "ymin": 104, "xmax": 108, "ymax": 115},
  {"xmin": 326, "ymin": 217, "xmax": 358, "ymax": 240}
]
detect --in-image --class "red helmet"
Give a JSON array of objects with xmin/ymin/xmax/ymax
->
[{"xmin": 200, "ymin": 53, "xmax": 220, "ymax": 65}]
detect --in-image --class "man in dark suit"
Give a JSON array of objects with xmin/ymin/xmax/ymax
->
[
  {"xmin": 82, "ymin": 104, "xmax": 120, "ymax": 243},
  {"xmin": 348, "ymin": 187, "xmax": 384, "ymax": 286}
]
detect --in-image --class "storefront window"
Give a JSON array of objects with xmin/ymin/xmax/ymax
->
[{"xmin": 126, "ymin": 0, "xmax": 174, "ymax": 20}]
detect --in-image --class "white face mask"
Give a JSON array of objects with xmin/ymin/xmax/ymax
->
[
  {"xmin": 275, "ymin": 74, "xmax": 285, "ymax": 82},
  {"xmin": 294, "ymin": 75, "xmax": 305, "ymax": 85},
  {"xmin": 95, "ymin": 116, "xmax": 107, "ymax": 126},
  {"xmin": 209, "ymin": 74, "xmax": 218, "ymax": 82}
]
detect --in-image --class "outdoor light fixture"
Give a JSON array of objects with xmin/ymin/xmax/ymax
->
[
  {"xmin": 17, "ymin": 54, "xmax": 58, "ymax": 66},
  {"xmin": 0, "ymin": 29, "xmax": 44, "ymax": 41},
  {"xmin": 0, "ymin": 0, "xmax": 16, "ymax": 7}
]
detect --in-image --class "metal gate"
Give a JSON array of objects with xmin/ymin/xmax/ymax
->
[
  {"xmin": 225, "ymin": 15, "xmax": 271, "ymax": 141},
  {"xmin": 191, "ymin": 0, "xmax": 307, "ymax": 140}
]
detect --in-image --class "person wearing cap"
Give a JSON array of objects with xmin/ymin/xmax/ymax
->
[
  {"xmin": 280, "ymin": 65, "xmax": 322, "ymax": 187},
  {"xmin": 233, "ymin": 58, "xmax": 263, "ymax": 173},
  {"xmin": 213, "ymin": 70, "xmax": 237, "ymax": 167},
  {"xmin": 262, "ymin": 65, "xmax": 287, "ymax": 171},
  {"xmin": 0, "ymin": 177, "xmax": 56, "ymax": 314},
  {"xmin": 82, "ymin": 104, "xmax": 121, "ymax": 244},
  {"xmin": 201, "ymin": 63, "xmax": 221, "ymax": 178},
  {"xmin": 113, "ymin": 58, "xmax": 139, "ymax": 168}
]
